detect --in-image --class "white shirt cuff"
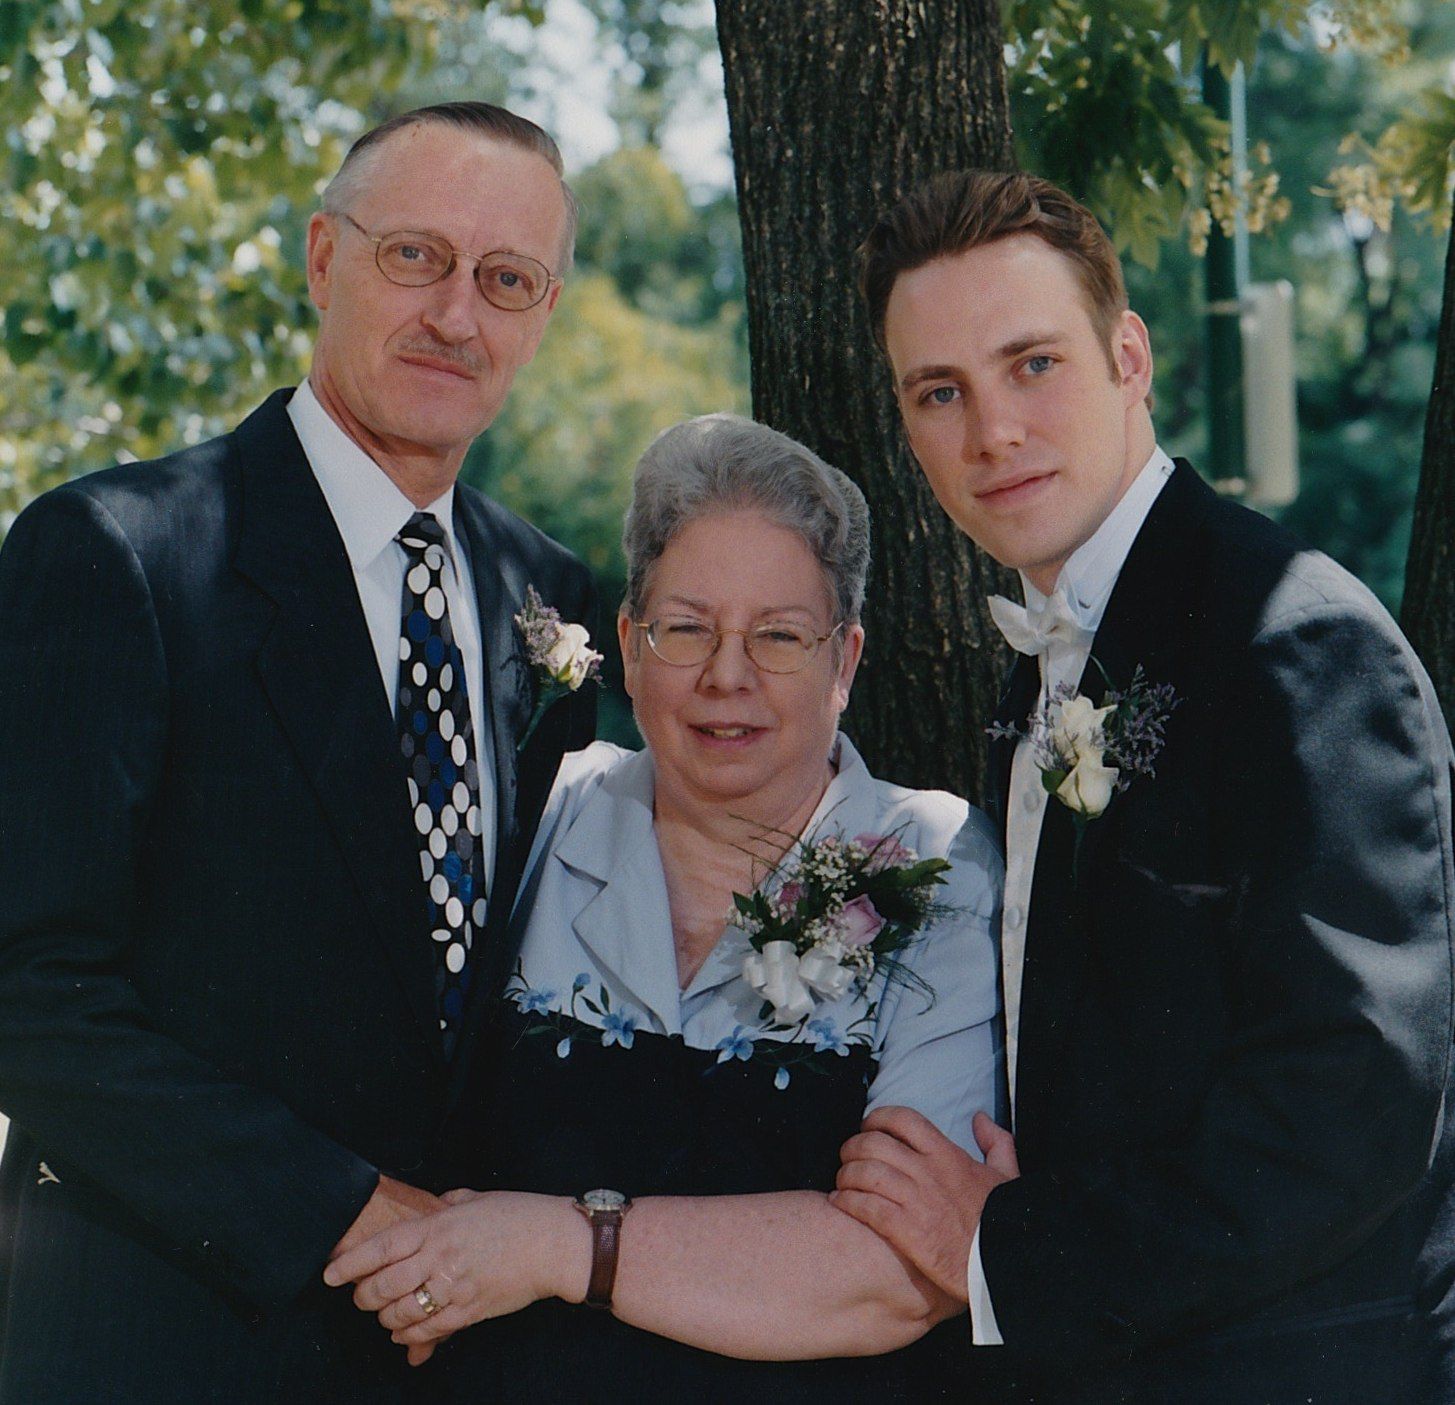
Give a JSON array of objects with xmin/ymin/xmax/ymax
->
[{"xmin": 968, "ymin": 1225, "xmax": 1005, "ymax": 1346}]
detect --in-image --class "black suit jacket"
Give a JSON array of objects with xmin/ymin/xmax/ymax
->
[
  {"xmin": 979, "ymin": 462, "xmax": 1455, "ymax": 1403},
  {"xmin": 0, "ymin": 391, "xmax": 597, "ymax": 1403}
]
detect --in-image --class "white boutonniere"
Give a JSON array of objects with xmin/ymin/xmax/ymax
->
[
  {"xmin": 514, "ymin": 585, "xmax": 603, "ymax": 752},
  {"xmin": 1033, "ymin": 692, "xmax": 1122, "ymax": 820},
  {"xmin": 991, "ymin": 665, "xmax": 1180, "ymax": 871}
]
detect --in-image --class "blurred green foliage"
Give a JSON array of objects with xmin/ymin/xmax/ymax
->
[
  {"xmin": 1006, "ymin": 0, "xmax": 1451, "ymax": 268},
  {"xmin": 470, "ymin": 144, "xmax": 749, "ymax": 744},
  {"xmin": 1110, "ymin": 7, "xmax": 1455, "ymax": 610},
  {"xmin": 0, "ymin": 0, "xmax": 513, "ymax": 515},
  {"xmin": 2, "ymin": 0, "xmax": 1451, "ymax": 634}
]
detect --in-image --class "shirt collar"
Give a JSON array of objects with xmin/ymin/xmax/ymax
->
[
  {"xmin": 287, "ymin": 378, "xmax": 460, "ymax": 573},
  {"xmin": 1021, "ymin": 445, "xmax": 1174, "ymax": 632},
  {"xmin": 554, "ymin": 733, "xmax": 877, "ymax": 888}
]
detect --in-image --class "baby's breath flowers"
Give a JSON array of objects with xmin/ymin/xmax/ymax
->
[{"xmin": 731, "ymin": 829, "xmax": 951, "ymax": 1026}]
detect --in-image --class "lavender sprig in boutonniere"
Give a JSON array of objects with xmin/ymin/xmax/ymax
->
[
  {"xmin": 989, "ymin": 664, "xmax": 1180, "ymax": 872},
  {"xmin": 514, "ymin": 585, "xmax": 603, "ymax": 752},
  {"xmin": 729, "ymin": 828, "xmax": 951, "ymax": 1027}
]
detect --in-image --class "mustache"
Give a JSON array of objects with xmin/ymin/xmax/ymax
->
[{"xmin": 397, "ymin": 338, "xmax": 483, "ymax": 375}]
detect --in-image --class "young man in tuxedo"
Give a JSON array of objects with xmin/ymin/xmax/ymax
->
[
  {"xmin": 834, "ymin": 169, "xmax": 1455, "ymax": 1402},
  {"xmin": 0, "ymin": 102, "xmax": 596, "ymax": 1402}
]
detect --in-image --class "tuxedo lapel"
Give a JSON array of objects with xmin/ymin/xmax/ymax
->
[
  {"xmin": 231, "ymin": 392, "xmax": 446, "ymax": 1067},
  {"xmin": 990, "ymin": 652, "xmax": 1039, "ymax": 839},
  {"xmin": 1014, "ymin": 462, "xmax": 1210, "ymax": 1145}
]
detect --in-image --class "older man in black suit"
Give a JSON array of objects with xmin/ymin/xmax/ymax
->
[
  {"xmin": 835, "ymin": 169, "xmax": 1455, "ymax": 1403},
  {"xmin": 0, "ymin": 102, "xmax": 597, "ymax": 1402}
]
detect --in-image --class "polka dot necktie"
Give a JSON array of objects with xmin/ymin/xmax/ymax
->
[{"xmin": 394, "ymin": 512, "xmax": 485, "ymax": 1058}]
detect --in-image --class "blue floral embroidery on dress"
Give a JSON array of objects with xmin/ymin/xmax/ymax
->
[
  {"xmin": 601, "ymin": 1011, "xmax": 639, "ymax": 1049},
  {"xmin": 517, "ymin": 986, "xmax": 557, "ymax": 1015},
  {"xmin": 707, "ymin": 1010, "xmax": 875, "ymax": 1088},
  {"xmin": 507, "ymin": 962, "xmax": 644, "ymax": 1059},
  {"xmin": 715, "ymin": 1025, "xmax": 756, "ymax": 1063},
  {"xmin": 807, "ymin": 1017, "xmax": 851, "ymax": 1055},
  {"xmin": 506, "ymin": 961, "xmax": 877, "ymax": 1091}
]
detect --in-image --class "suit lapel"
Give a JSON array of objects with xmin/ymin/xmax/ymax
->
[
  {"xmin": 452, "ymin": 490, "xmax": 532, "ymax": 920},
  {"xmin": 989, "ymin": 652, "xmax": 1039, "ymax": 839},
  {"xmin": 231, "ymin": 392, "xmax": 445, "ymax": 1067},
  {"xmin": 1014, "ymin": 462, "xmax": 1210, "ymax": 1144},
  {"xmin": 442, "ymin": 491, "xmax": 542, "ymax": 1098}
]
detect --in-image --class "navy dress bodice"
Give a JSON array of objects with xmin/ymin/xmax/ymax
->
[{"xmin": 435, "ymin": 1000, "xmax": 979, "ymax": 1403}]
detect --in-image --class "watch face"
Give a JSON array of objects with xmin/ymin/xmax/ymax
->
[{"xmin": 580, "ymin": 1188, "xmax": 628, "ymax": 1213}]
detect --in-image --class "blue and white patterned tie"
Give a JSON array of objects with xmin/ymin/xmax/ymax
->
[{"xmin": 394, "ymin": 512, "xmax": 485, "ymax": 1057}]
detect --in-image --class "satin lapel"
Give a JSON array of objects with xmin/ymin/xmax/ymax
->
[
  {"xmin": 1013, "ymin": 461, "xmax": 1209, "ymax": 1145},
  {"xmin": 1069, "ymin": 462, "xmax": 1209, "ymax": 884},
  {"xmin": 990, "ymin": 653, "xmax": 1039, "ymax": 841},
  {"xmin": 230, "ymin": 392, "xmax": 444, "ymax": 1064},
  {"xmin": 1011, "ymin": 796, "xmax": 1084, "ymax": 1156}
]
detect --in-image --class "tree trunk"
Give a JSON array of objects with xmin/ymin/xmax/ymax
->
[
  {"xmin": 714, "ymin": 0, "xmax": 1017, "ymax": 805},
  {"xmin": 1402, "ymin": 201, "xmax": 1455, "ymax": 733}
]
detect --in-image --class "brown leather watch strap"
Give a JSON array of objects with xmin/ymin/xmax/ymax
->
[{"xmin": 573, "ymin": 1189, "xmax": 631, "ymax": 1309}]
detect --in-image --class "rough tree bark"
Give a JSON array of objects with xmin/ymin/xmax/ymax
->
[
  {"xmin": 714, "ymin": 0, "xmax": 1017, "ymax": 805},
  {"xmin": 1402, "ymin": 200, "xmax": 1455, "ymax": 733}
]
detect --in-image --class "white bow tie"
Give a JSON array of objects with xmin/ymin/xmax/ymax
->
[{"xmin": 987, "ymin": 588, "xmax": 1095, "ymax": 658}]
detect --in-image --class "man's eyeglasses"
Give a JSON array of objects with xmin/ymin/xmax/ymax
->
[
  {"xmin": 336, "ymin": 212, "xmax": 558, "ymax": 312},
  {"xmin": 634, "ymin": 618, "xmax": 844, "ymax": 675}
]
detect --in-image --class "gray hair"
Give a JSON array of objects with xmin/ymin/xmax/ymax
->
[
  {"xmin": 320, "ymin": 101, "xmax": 578, "ymax": 272},
  {"xmin": 623, "ymin": 414, "xmax": 871, "ymax": 626}
]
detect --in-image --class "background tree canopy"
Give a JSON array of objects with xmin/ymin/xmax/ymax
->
[{"xmin": 3, "ymin": 0, "xmax": 1453, "ymax": 750}]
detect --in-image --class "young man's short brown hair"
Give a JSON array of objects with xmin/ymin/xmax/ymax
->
[{"xmin": 858, "ymin": 169, "xmax": 1128, "ymax": 360}]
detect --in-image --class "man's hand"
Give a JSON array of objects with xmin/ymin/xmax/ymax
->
[
  {"xmin": 832, "ymin": 1108, "xmax": 1019, "ymax": 1301},
  {"xmin": 329, "ymin": 1174, "xmax": 444, "ymax": 1264}
]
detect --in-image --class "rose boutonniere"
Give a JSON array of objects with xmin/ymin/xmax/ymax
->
[
  {"xmin": 729, "ymin": 829, "xmax": 950, "ymax": 1026},
  {"xmin": 514, "ymin": 585, "xmax": 603, "ymax": 752},
  {"xmin": 990, "ymin": 664, "xmax": 1180, "ymax": 871}
]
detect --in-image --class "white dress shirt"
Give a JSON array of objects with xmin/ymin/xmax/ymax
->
[
  {"xmin": 507, "ymin": 734, "xmax": 1005, "ymax": 1150},
  {"xmin": 286, "ymin": 380, "xmax": 497, "ymax": 889},
  {"xmin": 970, "ymin": 445, "xmax": 1174, "ymax": 1345}
]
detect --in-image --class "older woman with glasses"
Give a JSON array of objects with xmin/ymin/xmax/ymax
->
[{"xmin": 328, "ymin": 414, "xmax": 1004, "ymax": 1401}]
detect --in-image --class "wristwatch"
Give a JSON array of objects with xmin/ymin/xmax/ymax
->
[{"xmin": 572, "ymin": 1187, "xmax": 632, "ymax": 1309}]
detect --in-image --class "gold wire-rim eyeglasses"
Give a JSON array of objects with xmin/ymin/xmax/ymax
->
[
  {"xmin": 336, "ymin": 212, "xmax": 559, "ymax": 312},
  {"xmin": 633, "ymin": 619, "xmax": 844, "ymax": 674}
]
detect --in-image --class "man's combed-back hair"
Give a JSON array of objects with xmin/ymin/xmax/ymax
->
[
  {"xmin": 321, "ymin": 101, "xmax": 578, "ymax": 270},
  {"xmin": 858, "ymin": 169, "xmax": 1127, "ymax": 356}
]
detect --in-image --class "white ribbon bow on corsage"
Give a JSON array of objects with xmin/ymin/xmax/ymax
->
[{"xmin": 742, "ymin": 940, "xmax": 856, "ymax": 1025}]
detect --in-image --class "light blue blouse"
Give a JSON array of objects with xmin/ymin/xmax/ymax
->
[{"xmin": 508, "ymin": 733, "xmax": 1005, "ymax": 1153}]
